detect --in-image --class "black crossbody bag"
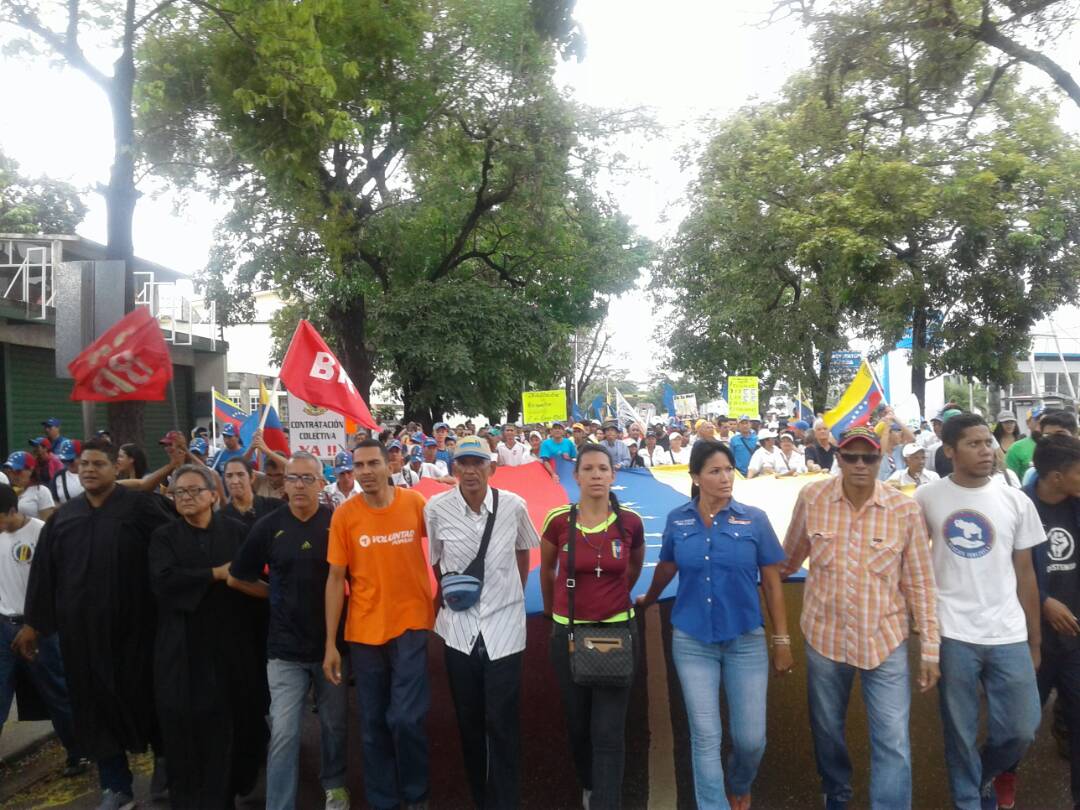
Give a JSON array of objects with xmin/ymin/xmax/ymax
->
[{"xmin": 566, "ymin": 503, "xmax": 635, "ymax": 688}]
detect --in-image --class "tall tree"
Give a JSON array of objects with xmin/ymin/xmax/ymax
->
[
  {"xmin": 0, "ymin": 150, "xmax": 87, "ymax": 232},
  {"xmin": 785, "ymin": 0, "xmax": 1080, "ymax": 408},
  {"xmin": 664, "ymin": 71, "xmax": 1080, "ymax": 413},
  {"xmin": 138, "ymin": 0, "xmax": 647, "ymax": 425},
  {"xmin": 660, "ymin": 80, "xmax": 876, "ymax": 413},
  {"xmin": 1, "ymin": 0, "xmax": 199, "ymax": 442},
  {"xmin": 776, "ymin": 0, "xmax": 1080, "ymax": 109}
]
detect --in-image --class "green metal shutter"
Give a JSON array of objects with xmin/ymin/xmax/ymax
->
[
  {"xmin": 2, "ymin": 344, "xmax": 105, "ymax": 453},
  {"xmin": 2, "ymin": 343, "xmax": 193, "ymax": 467}
]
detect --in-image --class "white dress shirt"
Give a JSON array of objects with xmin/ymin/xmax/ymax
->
[
  {"xmin": 426, "ymin": 486, "xmax": 540, "ymax": 660},
  {"xmin": 773, "ymin": 448, "xmax": 807, "ymax": 475},
  {"xmin": 747, "ymin": 446, "xmax": 781, "ymax": 476},
  {"xmin": 496, "ymin": 440, "xmax": 531, "ymax": 467},
  {"xmin": 637, "ymin": 445, "xmax": 665, "ymax": 467}
]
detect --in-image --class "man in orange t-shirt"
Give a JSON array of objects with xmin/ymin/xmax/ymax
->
[{"xmin": 324, "ymin": 439, "xmax": 434, "ymax": 810}]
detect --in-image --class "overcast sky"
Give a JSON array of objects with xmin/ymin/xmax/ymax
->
[{"xmin": 1, "ymin": 0, "xmax": 1076, "ymax": 386}]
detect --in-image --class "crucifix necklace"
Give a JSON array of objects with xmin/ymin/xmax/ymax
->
[{"xmin": 580, "ymin": 530, "xmax": 605, "ymax": 578}]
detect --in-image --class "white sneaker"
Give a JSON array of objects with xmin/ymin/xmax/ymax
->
[
  {"xmin": 583, "ymin": 788, "xmax": 592, "ymax": 810},
  {"xmin": 325, "ymin": 786, "xmax": 350, "ymax": 810},
  {"xmin": 95, "ymin": 790, "xmax": 135, "ymax": 810}
]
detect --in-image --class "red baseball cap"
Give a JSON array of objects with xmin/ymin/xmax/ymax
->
[
  {"xmin": 837, "ymin": 426, "xmax": 881, "ymax": 450},
  {"xmin": 158, "ymin": 430, "xmax": 186, "ymax": 446}
]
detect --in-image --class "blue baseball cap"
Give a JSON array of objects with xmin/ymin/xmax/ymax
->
[
  {"xmin": 221, "ymin": 424, "xmax": 239, "ymax": 438},
  {"xmin": 423, "ymin": 438, "xmax": 437, "ymax": 447},
  {"xmin": 56, "ymin": 439, "xmax": 79, "ymax": 462},
  {"xmin": 28, "ymin": 436, "xmax": 52, "ymax": 450},
  {"xmin": 189, "ymin": 438, "xmax": 209, "ymax": 456},
  {"xmin": 793, "ymin": 420, "xmax": 810, "ymax": 431},
  {"xmin": 454, "ymin": 435, "xmax": 492, "ymax": 461},
  {"xmin": 42, "ymin": 417, "xmax": 61, "ymax": 428},
  {"xmin": 408, "ymin": 447, "xmax": 424, "ymax": 463},
  {"xmin": 433, "ymin": 422, "xmax": 449, "ymax": 431},
  {"xmin": 334, "ymin": 451, "xmax": 353, "ymax": 472},
  {"xmin": 3, "ymin": 451, "xmax": 35, "ymax": 471},
  {"xmin": 387, "ymin": 440, "xmax": 403, "ymax": 452},
  {"xmin": 411, "ymin": 431, "xmax": 426, "ymax": 443}
]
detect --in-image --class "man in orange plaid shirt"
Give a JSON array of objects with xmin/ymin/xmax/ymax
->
[{"xmin": 782, "ymin": 425, "xmax": 940, "ymax": 810}]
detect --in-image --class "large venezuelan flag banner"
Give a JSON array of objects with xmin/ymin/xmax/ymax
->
[{"xmin": 415, "ymin": 458, "xmax": 828, "ymax": 613}]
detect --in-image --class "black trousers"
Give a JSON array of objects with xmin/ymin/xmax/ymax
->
[
  {"xmin": 1038, "ymin": 640, "xmax": 1080, "ymax": 807},
  {"xmin": 549, "ymin": 621, "xmax": 637, "ymax": 810},
  {"xmin": 444, "ymin": 635, "xmax": 524, "ymax": 809}
]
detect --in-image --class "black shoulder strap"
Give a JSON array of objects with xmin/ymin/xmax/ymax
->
[
  {"xmin": 567, "ymin": 503, "xmax": 578, "ymax": 640},
  {"xmin": 462, "ymin": 488, "xmax": 499, "ymax": 579}
]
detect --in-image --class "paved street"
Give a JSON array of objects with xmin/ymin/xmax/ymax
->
[{"xmin": 1, "ymin": 588, "xmax": 1072, "ymax": 809}]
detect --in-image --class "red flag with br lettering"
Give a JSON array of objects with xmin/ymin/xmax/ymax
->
[
  {"xmin": 68, "ymin": 306, "xmax": 173, "ymax": 402},
  {"xmin": 279, "ymin": 320, "xmax": 378, "ymax": 430}
]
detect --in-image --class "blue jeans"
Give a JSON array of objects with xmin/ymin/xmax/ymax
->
[
  {"xmin": 672, "ymin": 626, "xmax": 768, "ymax": 809},
  {"xmin": 806, "ymin": 641, "xmax": 912, "ymax": 809},
  {"xmin": 0, "ymin": 620, "xmax": 80, "ymax": 763},
  {"xmin": 938, "ymin": 638, "xmax": 1041, "ymax": 810},
  {"xmin": 264, "ymin": 658, "xmax": 348, "ymax": 810},
  {"xmin": 350, "ymin": 629, "xmax": 430, "ymax": 810}
]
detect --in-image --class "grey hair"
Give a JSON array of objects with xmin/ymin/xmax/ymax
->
[
  {"xmin": 288, "ymin": 451, "xmax": 324, "ymax": 477},
  {"xmin": 813, "ymin": 418, "xmax": 827, "ymax": 430},
  {"xmin": 171, "ymin": 464, "xmax": 218, "ymax": 493}
]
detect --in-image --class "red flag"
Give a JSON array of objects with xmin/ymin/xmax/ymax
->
[
  {"xmin": 279, "ymin": 320, "xmax": 378, "ymax": 430},
  {"xmin": 68, "ymin": 306, "xmax": 173, "ymax": 402}
]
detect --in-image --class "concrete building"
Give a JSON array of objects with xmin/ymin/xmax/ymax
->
[{"xmin": 0, "ymin": 234, "xmax": 226, "ymax": 464}]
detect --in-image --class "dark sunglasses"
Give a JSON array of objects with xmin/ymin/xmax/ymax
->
[{"xmin": 839, "ymin": 451, "xmax": 881, "ymax": 465}]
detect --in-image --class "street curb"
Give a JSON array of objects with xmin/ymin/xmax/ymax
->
[{"xmin": 0, "ymin": 726, "xmax": 56, "ymax": 768}]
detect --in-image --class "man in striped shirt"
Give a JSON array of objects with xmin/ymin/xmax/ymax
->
[
  {"xmin": 781, "ymin": 426, "xmax": 940, "ymax": 810},
  {"xmin": 425, "ymin": 436, "xmax": 539, "ymax": 809}
]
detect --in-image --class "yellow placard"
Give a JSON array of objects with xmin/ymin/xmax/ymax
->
[
  {"xmin": 727, "ymin": 376, "xmax": 760, "ymax": 419},
  {"xmin": 522, "ymin": 389, "xmax": 568, "ymax": 424}
]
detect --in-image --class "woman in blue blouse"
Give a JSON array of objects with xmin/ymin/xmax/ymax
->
[{"xmin": 638, "ymin": 439, "xmax": 792, "ymax": 810}]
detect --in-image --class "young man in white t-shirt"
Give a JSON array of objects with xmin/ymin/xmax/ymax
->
[
  {"xmin": 915, "ymin": 413, "xmax": 1044, "ymax": 810},
  {"xmin": 0, "ymin": 485, "xmax": 86, "ymax": 775},
  {"xmin": 496, "ymin": 424, "xmax": 531, "ymax": 467}
]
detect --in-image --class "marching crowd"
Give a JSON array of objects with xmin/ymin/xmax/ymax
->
[{"xmin": 0, "ymin": 402, "xmax": 1076, "ymax": 810}]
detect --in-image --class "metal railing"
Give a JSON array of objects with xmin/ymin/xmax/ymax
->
[
  {"xmin": 1, "ymin": 245, "xmax": 52, "ymax": 319},
  {"xmin": 134, "ymin": 271, "xmax": 217, "ymax": 350}
]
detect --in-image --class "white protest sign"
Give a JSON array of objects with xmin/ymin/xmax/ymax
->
[{"xmin": 286, "ymin": 392, "xmax": 346, "ymax": 459}]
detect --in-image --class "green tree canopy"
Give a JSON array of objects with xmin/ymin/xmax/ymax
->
[
  {"xmin": 662, "ymin": 68, "xmax": 1080, "ymax": 413},
  {"xmin": 0, "ymin": 151, "xmax": 86, "ymax": 233},
  {"xmin": 778, "ymin": 0, "xmax": 1080, "ymax": 109},
  {"xmin": 136, "ymin": 0, "xmax": 649, "ymax": 425}
]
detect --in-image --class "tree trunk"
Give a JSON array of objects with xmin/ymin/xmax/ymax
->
[
  {"xmin": 105, "ymin": 43, "xmax": 144, "ymax": 446},
  {"xmin": 506, "ymin": 398, "xmax": 521, "ymax": 423},
  {"xmin": 400, "ymin": 379, "xmax": 433, "ymax": 431},
  {"xmin": 758, "ymin": 380, "xmax": 776, "ymax": 415},
  {"xmin": 326, "ymin": 295, "xmax": 375, "ymax": 402},
  {"xmin": 911, "ymin": 305, "xmax": 928, "ymax": 416}
]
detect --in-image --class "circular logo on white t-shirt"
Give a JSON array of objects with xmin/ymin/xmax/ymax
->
[
  {"xmin": 1048, "ymin": 527, "xmax": 1075, "ymax": 563},
  {"xmin": 10, "ymin": 541, "xmax": 33, "ymax": 564},
  {"xmin": 943, "ymin": 510, "xmax": 994, "ymax": 559}
]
